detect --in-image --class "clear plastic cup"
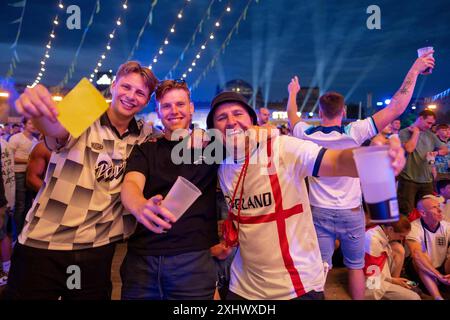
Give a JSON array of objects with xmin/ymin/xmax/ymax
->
[
  {"xmin": 161, "ymin": 176, "xmax": 202, "ymax": 221},
  {"xmin": 353, "ymin": 145, "xmax": 399, "ymax": 223},
  {"xmin": 417, "ymin": 46, "xmax": 434, "ymax": 74}
]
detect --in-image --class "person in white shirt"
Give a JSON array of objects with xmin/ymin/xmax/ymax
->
[
  {"xmin": 364, "ymin": 216, "xmax": 420, "ymax": 300},
  {"xmin": 286, "ymin": 54, "xmax": 435, "ymax": 299},
  {"xmin": 205, "ymin": 91, "xmax": 406, "ymax": 300},
  {"xmin": 8, "ymin": 118, "xmax": 38, "ymax": 236},
  {"xmin": 405, "ymin": 195, "xmax": 450, "ymax": 300}
]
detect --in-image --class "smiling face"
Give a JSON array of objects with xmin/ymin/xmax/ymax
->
[
  {"xmin": 110, "ymin": 72, "xmax": 150, "ymax": 119},
  {"xmin": 213, "ymin": 102, "xmax": 253, "ymax": 144},
  {"xmin": 157, "ymin": 88, "xmax": 193, "ymax": 135}
]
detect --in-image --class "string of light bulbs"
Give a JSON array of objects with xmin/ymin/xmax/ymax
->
[
  {"xmin": 191, "ymin": 0, "xmax": 257, "ymax": 91},
  {"xmin": 88, "ymin": 0, "xmax": 129, "ymax": 83},
  {"xmin": 163, "ymin": 0, "xmax": 217, "ymax": 79},
  {"xmin": 28, "ymin": 0, "xmax": 65, "ymax": 88},
  {"xmin": 126, "ymin": 0, "xmax": 159, "ymax": 61},
  {"xmin": 148, "ymin": 0, "xmax": 192, "ymax": 72},
  {"xmin": 5, "ymin": 0, "xmax": 28, "ymax": 79},
  {"xmin": 177, "ymin": 1, "xmax": 232, "ymax": 80},
  {"xmin": 56, "ymin": 0, "xmax": 101, "ymax": 90}
]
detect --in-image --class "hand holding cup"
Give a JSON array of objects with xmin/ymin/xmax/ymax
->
[{"xmin": 135, "ymin": 195, "xmax": 177, "ymax": 234}]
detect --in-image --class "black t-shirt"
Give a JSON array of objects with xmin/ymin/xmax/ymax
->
[{"xmin": 125, "ymin": 137, "xmax": 219, "ymax": 256}]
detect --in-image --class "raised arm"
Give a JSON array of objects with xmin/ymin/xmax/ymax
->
[
  {"xmin": 372, "ymin": 53, "xmax": 435, "ymax": 131},
  {"xmin": 15, "ymin": 84, "xmax": 69, "ymax": 140},
  {"xmin": 286, "ymin": 76, "xmax": 302, "ymax": 128}
]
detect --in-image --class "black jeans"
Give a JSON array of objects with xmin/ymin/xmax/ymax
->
[
  {"xmin": 397, "ymin": 178, "xmax": 434, "ymax": 216},
  {"xmin": 1, "ymin": 243, "xmax": 116, "ymax": 300}
]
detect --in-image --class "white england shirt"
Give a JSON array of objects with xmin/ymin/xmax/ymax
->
[
  {"xmin": 218, "ymin": 135, "xmax": 326, "ymax": 300},
  {"xmin": 292, "ymin": 118, "xmax": 378, "ymax": 209},
  {"xmin": 406, "ymin": 219, "xmax": 450, "ymax": 268},
  {"xmin": 364, "ymin": 226, "xmax": 392, "ymax": 300}
]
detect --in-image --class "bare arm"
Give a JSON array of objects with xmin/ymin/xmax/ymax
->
[
  {"xmin": 15, "ymin": 85, "xmax": 69, "ymax": 140},
  {"xmin": 318, "ymin": 135, "xmax": 405, "ymax": 178},
  {"xmin": 372, "ymin": 54, "xmax": 435, "ymax": 132},
  {"xmin": 121, "ymin": 171, "xmax": 176, "ymax": 233},
  {"xmin": 403, "ymin": 127, "xmax": 420, "ymax": 154},
  {"xmin": 406, "ymin": 239, "xmax": 446, "ymax": 281},
  {"xmin": 26, "ymin": 142, "xmax": 51, "ymax": 192},
  {"xmin": 318, "ymin": 148, "xmax": 358, "ymax": 177},
  {"xmin": 286, "ymin": 76, "xmax": 302, "ymax": 128}
]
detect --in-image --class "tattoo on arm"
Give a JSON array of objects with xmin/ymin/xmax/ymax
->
[{"xmin": 399, "ymin": 77, "xmax": 413, "ymax": 95}]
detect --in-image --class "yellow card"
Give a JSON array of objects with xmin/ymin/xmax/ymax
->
[{"xmin": 56, "ymin": 78, "xmax": 109, "ymax": 138}]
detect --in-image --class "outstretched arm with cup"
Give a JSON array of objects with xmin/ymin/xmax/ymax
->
[
  {"xmin": 371, "ymin": 53, "xmax": 435, "ymax": 132},
  {"xmin": 121, "ymin": 171, "xmax": 176, "ymax": 234},
  {"xmin": 14, "ymin": 85, "xmax": 69, "ymax": 140},
  {"xmin": 318, "ymin": 136, "xmax": 406, "ymax": 178}
]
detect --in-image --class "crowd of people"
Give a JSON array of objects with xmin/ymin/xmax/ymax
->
[{"xmin": 0, "ymin": 50, "xmax": 448, "ymax": 300}]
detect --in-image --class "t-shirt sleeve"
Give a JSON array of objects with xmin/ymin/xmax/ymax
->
[
  {"xmin": 399, "ymin": 129, "xmax": 411, "ymax": 145},
  {"xmin": 7, "ymin": 135, "xmax": 18, "ymax": 152},
  {"xmin": 345, "ymin": 117, "xmax": 378, "ymax": 145},
  {"xmin": 406, "ymin": 221, "xmax": 422, "ymax": 244},
  {"xmin": 125, "ymin": 143, "xmax": 150, "ymax": 177},
  {"xmin": 292, "ymin": 121, "xmax": 312, "ymax": 139},
  {"xmin": 281, "ymin": 136, "xmax": 325, "ymax": 178},
  {"xmin": 45, "ymin": 133, "xmax": 80, "ymax": 152},
  {"xmin": 432, "ymin": 133, "xmax": 445, "ymax": 150}
]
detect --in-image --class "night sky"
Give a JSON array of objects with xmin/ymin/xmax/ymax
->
[{"xmin": 1, "ymin": 0, "xmax": 449, "ymax": 106}]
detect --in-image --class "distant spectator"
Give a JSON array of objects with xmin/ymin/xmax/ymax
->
[
  {"xmin": 257, "ymin": 107, "xmax": 271, "ymax": 127},
  {"xmin": 398, "ymin": 110, "xmax": 448, "ymax": 215},
  {"xmin": 437, "ymin": 179, "xmax": 450, "ymax": 222},
  {"xmin": 435, "ymin": 124, "xmax": 449, "ymax": 181},
  {"xmin": 391, "ymin": 119, "xmax": 401, "ymax": 135},
  {"xmin": 0, "ymin": 137, "xmax": 15, "ymax": 286},
  {"xmin": 8, "ymin": 118, "xmax": 39, "ymax": 237}
]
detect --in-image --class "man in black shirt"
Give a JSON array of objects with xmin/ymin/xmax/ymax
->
[{"xmin": 120, "ymin": 80, "xmax": 219, "ymax": 300}]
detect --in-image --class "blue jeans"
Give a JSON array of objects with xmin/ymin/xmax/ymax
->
[
  {"xmin": 312, "ymin": 206, "xmax": 365, "ymax": 270},
  {"xmin": 120, "ymin": 249, "xmax": 217, "ymax": 300}
]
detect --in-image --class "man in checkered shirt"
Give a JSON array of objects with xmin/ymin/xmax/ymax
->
[{"xmin": 2, "ymin": 61, "xmax": 158, "ymax": 300}]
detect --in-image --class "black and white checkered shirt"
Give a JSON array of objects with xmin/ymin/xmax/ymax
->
[{"xmin": 19, "ymin": 113, "xmax": 155, "ymax": 250}]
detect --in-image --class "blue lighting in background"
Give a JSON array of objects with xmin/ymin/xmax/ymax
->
[
  {"xmin": 384, "ymin": 99, "xmax": 391, "ymax": 105},
  {"xmin": 376, "ymin": 102, "xmax": 383, "ymax": 106}
]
